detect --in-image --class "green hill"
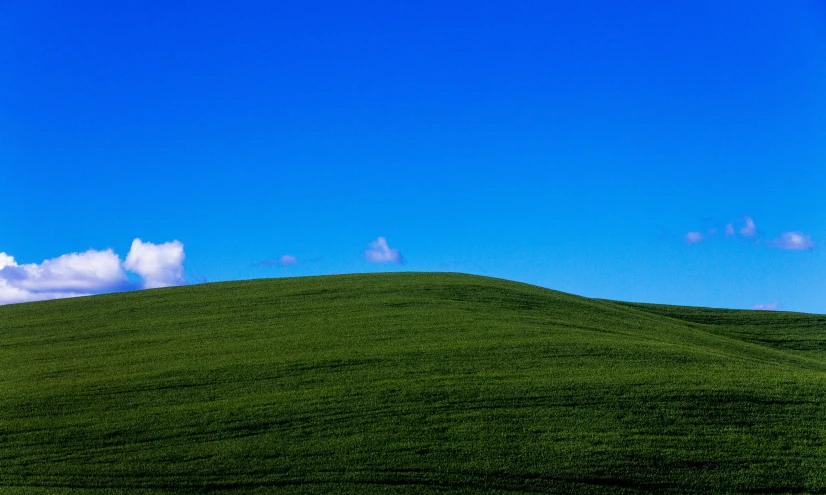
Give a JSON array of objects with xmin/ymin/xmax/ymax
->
[{"xmin": 1, "ymin": 272, "xmax": 824, "ymax": 494}]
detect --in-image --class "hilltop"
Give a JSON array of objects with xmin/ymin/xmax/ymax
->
[{"xmin": 1, "ymin": 273, "xmax": 824, "ymax": 494}]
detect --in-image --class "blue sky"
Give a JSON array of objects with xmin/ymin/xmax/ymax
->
[{"xmin": 2, "ymin": 1, "xmax": 824, "ymax": 312}]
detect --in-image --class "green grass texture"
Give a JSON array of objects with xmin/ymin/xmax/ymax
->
[{"xmin": 1, "ymin": 272, "xmax": 825, "ymax": 494}]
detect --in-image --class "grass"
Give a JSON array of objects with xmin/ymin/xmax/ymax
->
[{"xmin": 1, "ymin": 272, "xmax": 825, "ymax": 494}]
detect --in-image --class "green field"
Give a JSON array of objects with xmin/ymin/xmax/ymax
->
[{"xmin": 1, "ymin": 272, "xmax": 825, "ymax": 494}]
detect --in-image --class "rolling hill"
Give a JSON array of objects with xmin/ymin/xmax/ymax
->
[{"xmin": 1, "ymin": 272, "xmax": 824, "ymax": 494}]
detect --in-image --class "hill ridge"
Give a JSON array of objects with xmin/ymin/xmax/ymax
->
[{"xmin": 1, "ymin": 272, "xmax": 825, "ymax": 494}]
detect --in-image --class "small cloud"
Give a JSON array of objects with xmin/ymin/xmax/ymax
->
[
  {"xmin": 365, "ymin": 237, "xmax": 404, "ymax": 263},
  {"xmin": 259, "ymin": 254, "xmax": 299, "ymax": 266},
  {"xmin": 687, "ymin": 216, "xmax": 813, "ymax": 253},
  {"xmin": 753, "ymin": 301, "xmax": 778, "ymax": 311},
  {"xmin": 740, "ymin": 216, "xmax": 757, "ymax": 237},
  {"xmin": 123, "ymin": 239, "xmax": 186, "ymax": 289},
  {"xmin": 771, "ymin": 232, "xmax": 815, "ymax": 251}
]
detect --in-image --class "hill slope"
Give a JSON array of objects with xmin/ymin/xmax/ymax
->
[{"xmin": 1, "ymin": 273, "xmax": 825, "ymax": 494}]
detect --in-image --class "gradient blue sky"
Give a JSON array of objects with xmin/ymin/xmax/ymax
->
[{"xmin": 2, "ymin": 1, "xmax": 825, "ymax": 312}]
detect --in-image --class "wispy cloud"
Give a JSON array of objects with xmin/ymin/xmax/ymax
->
[
  {"xmin": 686, "ymin": 216, "xmax": 817, "ymax": 251},
  {"xmin": 687, "ymin": 217, "xmax": 754, "ymax": 243},
  {"xmin": 753, "ymin": 301, "xmax": 778, "ymax": 311},
  {"xmin": 770, "ymin": 232, "xmax": 815, "ymax": 251},
  {"xmin": 365, "ymin": 237, "xmax": 404, "ymax": 264},
  {"xmin": 740, "ymin": 216, "xmax": 757, "ymax": 237},
  {"xmin": 0, "ymin": 239, "xmax": 187, "ymax": 305},
  {"xmin": 259, "ymin": 254, "xmax": 298, "ymax": 266}
]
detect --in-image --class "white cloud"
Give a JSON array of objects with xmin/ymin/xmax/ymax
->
[
  {"xmin": 771, "ymin": 232, "xmax": 815, "ymax": 251},
  {"xmin": 725, "ymin": 223, "xmax": 735, "ymax": 237},
  {"xmin": 685, "ymin": 232, "xmax": 704, "ymax": 244},
  {"xmin": 0, "ymin": 238, "xmax": 187, "ymax": 305},
  {"xmin": 0, "ymin": 249, "xmax": 127, "ymax": 292},
  {"xmin": 0, "ymin": 284, "xmax": 88, "ymax": 305},
  {"xmin": 0, "ymin": 249, "xmax": 127, "ymax": 304},
  {"xmin": 0, "ymin": 249, "xmax": 128, "ymax": 305},
  {"xmin": 123, "ymin": 239, "xmax": 186, "ymax": 289},
  {"xmin": 364, "ymin": 237, "xmax": 404, "ymax": 263},
  {"xmin": 740, "ymin": 216, "xmax": 757, "ymax": 237},
  {"xmin": 0, "ymin": 253, "xmax": 16, "ymax": 269}
]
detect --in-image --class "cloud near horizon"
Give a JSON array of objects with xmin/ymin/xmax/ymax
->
[
  {"xmin": 365, "ymin": 237, "xmax": 404, "ymax": 264},
  {"xmin": 0, "ymin": 249, "xmax": 127, "ymax": 293},
  {"xmin": 0, "ymin": 239, "xmax": 186, "ymax": 305},
  {"xmin": 123, "ymin": 239, "xmax": 186, "ymax": 289},
  {"xmin": 259, "ymin": 254, "xmax": 298, "ymax": 266},
  {"xmin": 753, "ymin": 301, "xmax": 778, "ymax": 311}
]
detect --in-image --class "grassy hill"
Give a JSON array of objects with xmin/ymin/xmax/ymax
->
[{"xmin": 1, "ymin": 272, "xmax": 825, "ymax": 494}]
